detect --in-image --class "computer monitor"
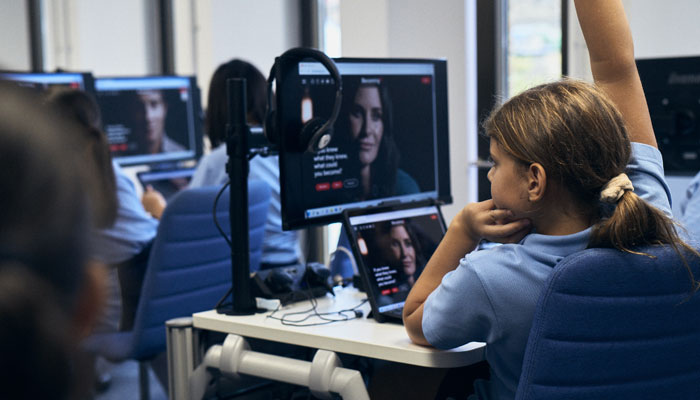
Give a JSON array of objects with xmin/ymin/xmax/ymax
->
[
  {"xmin": 637, "ymin": 56, "xmax": 700, "ymax": 174},
  {"xmin": 0, "ymin": 70, "xmax": 95, "ymax": 93},
  {"xmin": 94, "ymin": 75, "xmax": 203, "ymax": 166},
  {"xmin": 276, "ymin": 57, "xmax": 452, "ymax": 229}
]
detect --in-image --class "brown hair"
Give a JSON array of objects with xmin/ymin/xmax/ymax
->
[
  {"xmin": 206, "ymin": 59, "xmax": 267, "ymax": 148},
  {"xmin": 0, "ymin": 82, "xmax": 98, "ymax": 399},
  {"xmin": 44, "ymin": 88, "xmax": 118, "ymax": 228},
  {"xmin": 484, "ymin": 79, "xmax": 699, "ymax": 290}
]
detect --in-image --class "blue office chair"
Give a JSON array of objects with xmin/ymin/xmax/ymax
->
[
  {"xmin": 84, "ymin": 181, "xmax": 270, "ymax": 399},
  {"xmin": 515, "ymin": 245, "xmax": 700, "ymax": 400}
]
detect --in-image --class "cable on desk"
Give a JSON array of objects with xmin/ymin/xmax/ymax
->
[{"xmin": 266, "ymin": 292, "xmax": 369, "ymax": 327}]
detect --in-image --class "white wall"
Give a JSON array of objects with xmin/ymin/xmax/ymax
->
[
  {"xmin": 339, "ymin": 0, "xmax": 389, "ymax": 57},
  {"xmin": 178, "ymin": 0, "xmax": 301, "ymax": 108},
  {"xmin": 43, "ymin": 0, "xmax": 157, "ymax": 75},
  {"xmin": 339, "ymin": 0, "xmax": 477, "ymax": 223},
  {"xmin": 0, "ymin": 1, "xmax": 31, "ymax": 70},
  {"xmin": 39, "ymin": 0, "xmax": 299, "ymax": 90},
  {"xmin": 568, "ymin": 0, "xmax": 700, "ymax": 80},
  {"xmin": 624, "ymin": 0, "xmax": 700, "ymax": 59},
  {"xmin": 568, "ymin": 0, "xmax": 700, "ymax": 217}
]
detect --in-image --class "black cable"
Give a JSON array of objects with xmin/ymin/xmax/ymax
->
[
  {"xmin": 214, "ymin": 287, "xmax": 234, "ymax": 311},
  {"xmin": 212, "ymin": 180, "xmax": 232, "ymax": 248},
  {"xmin": 266, "ymin": 295, "xmax": 368, "ymax": 327},
  {"xmin": 212, "ymin": 180, "xmax": 234, "ymax": 311}
]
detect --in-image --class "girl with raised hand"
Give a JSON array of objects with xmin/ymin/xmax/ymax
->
[{"xmin": 403, "ymin": 1, "xmax": 698, "ymax": 399}]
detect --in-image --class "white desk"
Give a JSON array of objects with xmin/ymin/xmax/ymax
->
[{"xmin": 166, "ymin": 287, "xmax": 485, "ymax": 399}]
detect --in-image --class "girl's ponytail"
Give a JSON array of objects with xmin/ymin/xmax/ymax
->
[{"xmin": 590, "ymin": 178, "xmax": 700, "ymax": 292}]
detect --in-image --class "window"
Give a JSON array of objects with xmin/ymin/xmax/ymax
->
[
  {"xmin": 318, "ymin": 0, "xmax": 341, "ymax": 57},
  {"xmin": 506, "ymin": 0, "xmax": 562, "ymax": 97}
]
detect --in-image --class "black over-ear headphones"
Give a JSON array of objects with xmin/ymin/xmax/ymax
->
[{"xmin": 264, "ymin": 47, "xmax": 342, "ymax": 154}]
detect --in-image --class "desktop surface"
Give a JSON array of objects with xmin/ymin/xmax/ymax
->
[{"xmin": 192, "ymin": 286, "xmax": 485, "ymax": 368}]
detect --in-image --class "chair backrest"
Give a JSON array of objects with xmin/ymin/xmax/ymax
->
[
  {"xmin": 131, "ymin": 181, "xmax": 270, "ymax": 359},
  {"xmin": 515, "ymin": 245, "xmax": 700, "ymax": 400}
]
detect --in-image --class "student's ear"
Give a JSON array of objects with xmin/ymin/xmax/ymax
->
[
  {"xmin": 526, "ymin": 163, "xmax": 547, "ymax": 202},
  {"xmin": 73, "ymin": 261, "xmax": 108, "ymax": 338}
]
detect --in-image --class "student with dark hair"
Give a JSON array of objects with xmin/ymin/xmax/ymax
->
[
  {"xmin": 0, "ymin": 82, "xmax": 110, "ymax": 399},
  {"xmin": 45, "ymin": 88, "xmax": 119, "ymax": 229},
  {"xmin": 46, "ymin": 87, "xmax": 159, "ymax": 324},
  {"xmin": 404, "ymin": 1, "xmax": 699, "ymax": 399},
  {"xmin": 190, "ymin": 58, "xmax": 302, "ymax": 269},
  {"xmin": 45, "ymin": 88, "xmax": 161, "ymax": 390}
]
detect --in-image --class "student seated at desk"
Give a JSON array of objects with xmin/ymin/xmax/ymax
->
[
  {"xmin": 46, "ymin": 88, "xmax": 161, "ymax": 390},
  {"xmin": 46, "ymin": 89, "xmax": 160, "ymax": 329},
  {"xmin": 404, "ymin": 1, "xmax": 700, "ymax": 399},
  {"xmin": 190, "ymin": 58, "xmax": 302, "ymax": 269},
  {"xmin": 0, "ymin": 82, "xmax": 113, "ymax": 399}
]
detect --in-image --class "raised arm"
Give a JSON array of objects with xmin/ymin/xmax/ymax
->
[{"xmin": 574, "ymin": 0, "xmax": 656, "ymax": 148}]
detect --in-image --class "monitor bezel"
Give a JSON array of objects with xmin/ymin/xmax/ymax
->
[
  {"xmin": 0, "ymin": 70, "xmax": 96, "ymax": 94},
  {"xmin": 342, "ymin": 200, "xmax": 447, "ymax": 323},
  {"xmin": 94, "ymin": 75, "xmax": 203, "ymax": 167},
  {"xmin": 277, "ymin": 57, "xmax": 452, "ymax": 230}
]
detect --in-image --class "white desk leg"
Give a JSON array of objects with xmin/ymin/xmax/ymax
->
[
  {"xmin": 166, "ymin": 317, "xmax": 197, "ymax": 400},
  {"xmin": 189, "ymin": 333, "xmax": 369, "ymax": 400}
]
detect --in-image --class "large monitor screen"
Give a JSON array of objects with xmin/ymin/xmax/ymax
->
[
  {"xmin": 637, "ymin": 56, "xmax": 700, "ymax": 174},
  {"xmin": 94, "ymin": 76, "xmax": 203, "ymax": 166},
  {"xmin": 277, "ymin": 58, "xmax": 451, "ymax": 229},
  {"xmin": 0, "ymin": 71, "xmax": 95, "ymax": 93}
]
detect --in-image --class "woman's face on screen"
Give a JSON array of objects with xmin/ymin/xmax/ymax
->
[
  {"xmin": 349, "ymin": 85, "xmax": 384, "ymax": 166},
  {"xmin": 389, "ymin": 225, "xmax": 416, "ymax": 276}
]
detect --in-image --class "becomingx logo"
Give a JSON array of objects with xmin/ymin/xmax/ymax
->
[{"xmin": 668, "ymin": 72, "xmax": 700, "ymax": 85}]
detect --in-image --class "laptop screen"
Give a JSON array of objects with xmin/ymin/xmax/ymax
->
[
  {"xmin": 136, "ymin": 167, "xmax": 195, "ymax": 200},
  {"xmin": 346, "ymin": 204, "xmax": 446, "ymax": 314}
]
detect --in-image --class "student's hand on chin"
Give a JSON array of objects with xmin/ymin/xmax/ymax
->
[{"xmin": 462, "ymin": 199, "xmax": 531, "ymax": 244}]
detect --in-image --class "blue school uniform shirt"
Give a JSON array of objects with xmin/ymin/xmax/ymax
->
[
  {"xmin": 91, "ymin": 162, "xmax": 159, "ymax": 264},
  {"xmin": 679, "ymin": 172, "xmax": 700, "ymax": 244},
  {"xmin": 422, "ymin": 142, "xmax": 671, "ymax": 400},
  {"xmin": 190, "ymin": 145, "xmax": 302, "ymax": 265}
]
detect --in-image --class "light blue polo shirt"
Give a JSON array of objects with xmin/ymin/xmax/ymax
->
[
  {"xmin": 91, "ymin": 162, "xmax": 159, "ymax": 264},
  {"xmin": 190, "ymin": 145, "xmax": 302, "ymax": 265},
  {"xmin": 679, "ymin": 172, "xmax": 700, "ymax": 245},
  {"xmin": 422, "ymin": 142, "xmax": 671, "ymax": 400}
]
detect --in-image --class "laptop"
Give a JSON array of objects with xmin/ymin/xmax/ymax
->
[
  {"xmin": 343, "ymin": 201, "xmax": 448, "ymax": 323},
  {"xmin": 136, "ymin": 167, "xmax": 195, "ymax": 200}
]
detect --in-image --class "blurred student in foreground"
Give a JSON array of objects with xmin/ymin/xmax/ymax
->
[{"xmin": 0, "ymin": 82, "xmax": 113, "ymax": 399}]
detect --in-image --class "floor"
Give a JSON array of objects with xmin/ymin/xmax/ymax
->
[
  {"xmin": 92, "ymin": 359, "xmax": 308, "ymax": 400},
  {"xmin": 95, "ymin": 360, "xmax": 167, "ymax": 400}
]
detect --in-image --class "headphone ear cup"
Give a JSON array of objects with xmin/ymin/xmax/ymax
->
[{"xmin": 299, "ymin": 117, "xmax": 330, "ymax": 153}]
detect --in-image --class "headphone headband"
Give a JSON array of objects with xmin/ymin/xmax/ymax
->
[{"xmin": 264, "ymin": 47, "xmax": 343, "ymax": 153}]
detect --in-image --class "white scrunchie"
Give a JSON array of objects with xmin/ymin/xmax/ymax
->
[{"xmin": 600, "ymin": 173, "xmax": 634, "ymax": 203}]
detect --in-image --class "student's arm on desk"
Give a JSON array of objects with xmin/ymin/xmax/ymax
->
[{"xmin": 403, "ymin": 200, "xmax": 530, "ymax": 345}]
